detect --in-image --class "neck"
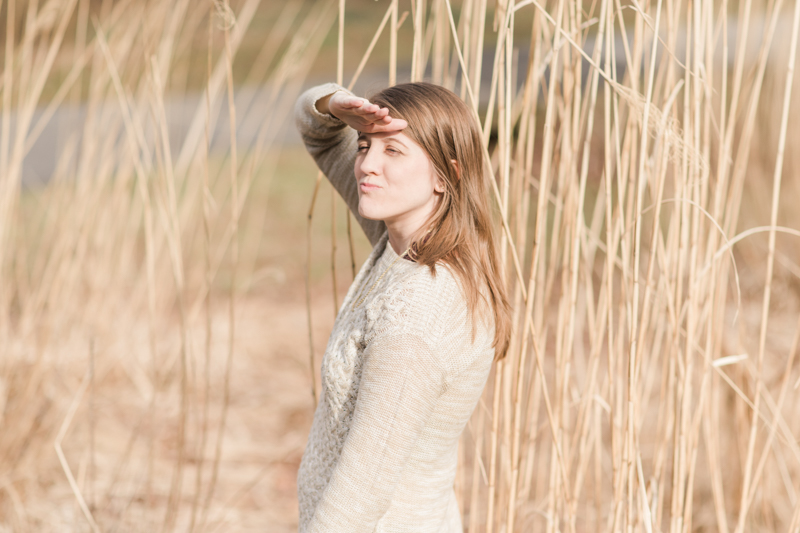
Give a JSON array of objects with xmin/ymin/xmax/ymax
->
[
  {"xmin": 385, "ymin": 215, "xmax": 429, "ymax": 256},
  {"xmin": 386, "ymin": 224, "xmax": 414, "ymax": 256},
  {"xmin": 383, "ymin": 199, "xmax": 441, "ymax": 255}
]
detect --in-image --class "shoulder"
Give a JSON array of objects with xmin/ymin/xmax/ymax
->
[
  {"xmin": 365, "ymin": 262, "xmax": 494, "ymax": 376},
  {"xmin": 366, "ymin": 263, "xmax": 461, "ymax": 335}
]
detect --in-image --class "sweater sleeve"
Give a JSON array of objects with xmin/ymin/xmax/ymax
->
[
  {"xmin": 305, "ymin": 333, "xmax": 446, "ymax": 532},
  {"xmin": 294, "ymin": 83, "xmax": 387, "ymax": 246}
]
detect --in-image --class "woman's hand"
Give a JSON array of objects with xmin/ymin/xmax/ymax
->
[{"xmin": 316, "ymin": 91, "xmax": 408, "ymax": 133}]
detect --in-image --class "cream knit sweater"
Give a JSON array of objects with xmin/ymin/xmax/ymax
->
[{"xmin": 295, "ymin": 83, "xmax": 495, "ymax": 533}]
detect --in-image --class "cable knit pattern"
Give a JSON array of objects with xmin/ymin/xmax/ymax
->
[{"xmin": 295, "ymin": 84, "xmax": 495, "ymax": 533}]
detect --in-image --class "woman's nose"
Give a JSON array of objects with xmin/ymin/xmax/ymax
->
[{"xmin": 358, "ymin": 146, "xmax": 380, "ymax": 175}]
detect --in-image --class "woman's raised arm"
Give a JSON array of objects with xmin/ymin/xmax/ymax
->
[{"xmin": 294, "ymin": 83, "xmax": 406, "ymax": 247}]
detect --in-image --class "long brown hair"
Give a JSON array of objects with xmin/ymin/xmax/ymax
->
[{"xmin": 370, "ymin": 83, "xmax": 511, "ymax": 359}]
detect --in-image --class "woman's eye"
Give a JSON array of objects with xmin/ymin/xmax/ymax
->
[
  {"xmin": 357, "ymin": 144, "xmax": 369, "ymax": 152},
  {"xmin": 386, "ymin": 147, "xmax": 400, "ymax": 155}
]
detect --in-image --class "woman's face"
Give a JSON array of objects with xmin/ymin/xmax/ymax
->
[{"xmin": 354, "ymin": 130, "xmax": 443, "ymax": 231}]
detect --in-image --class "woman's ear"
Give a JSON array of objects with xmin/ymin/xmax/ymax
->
[{"xmin": 434, "ymin": 160, "xmax": 458, "ymax": 194}]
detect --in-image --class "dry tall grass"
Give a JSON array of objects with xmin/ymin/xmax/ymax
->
[
  {"xmin": 1, "ymin": 0, "xmax": 799, "ymax": 531},
  {"xmin": 0, "ymin": 0, "xmax": 334, "ymax": 530}
]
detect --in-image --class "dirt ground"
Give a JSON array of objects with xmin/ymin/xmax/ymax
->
[
  {"xmin": 7, "ymin": 281, "xmax": 348, "ymax": 532},
  {"xmin": 231, "ymin": 288, "xmax": 333, "ymax": 532},
  {"xmin": 146, "ymin": 285, "xmax": 344, "ymax": 532}
]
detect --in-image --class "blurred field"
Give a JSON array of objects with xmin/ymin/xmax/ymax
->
[{"xmin": 1, "ymin": 0, "xmax": 800, "ymax": 532}]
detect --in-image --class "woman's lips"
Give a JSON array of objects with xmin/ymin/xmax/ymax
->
[{"xmin": 359, "ymin": 182, "xmax": 380, "ymax": 192}]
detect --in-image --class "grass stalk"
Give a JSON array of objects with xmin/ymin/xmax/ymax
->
[
  {"xmin": 54, "ymin": 371, "xmax": 101, "ymax": 533},
  {"xmin": 306, "ymin": 171, "xmax": 324, "ymax": 407},
  {"xmin": 200, "ymin": 2, "xmax": 240, "ymax": 526},
  {"xmin": 188, "ymin": 9, "xmax": 216, "ymax": 532},
  {"xmin": 390, "ymin": 0, "xmax": 397, "ymax": 86}
]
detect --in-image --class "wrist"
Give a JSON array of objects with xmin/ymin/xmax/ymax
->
[{"xmin": 315, "ymin": 90, "xmax": 342, "ymax": 118}]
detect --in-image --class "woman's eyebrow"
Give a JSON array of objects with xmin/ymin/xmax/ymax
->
[
  {"xmin": 385, "ymin": 136, "xmax": 408, "ymax": 149},
  {"xmin": 357, "ymin": 132, "xmax": 408, "ymax": 149}
]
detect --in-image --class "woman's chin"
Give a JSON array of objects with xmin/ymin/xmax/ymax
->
[{"xmin": 358, "ymin": 205, "xmax": 385, "ymax": 222}]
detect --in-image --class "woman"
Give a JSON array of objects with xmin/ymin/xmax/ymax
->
[{"xmin": 295, "ymin": 81, "xmax": 511, "ymax": 532}]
